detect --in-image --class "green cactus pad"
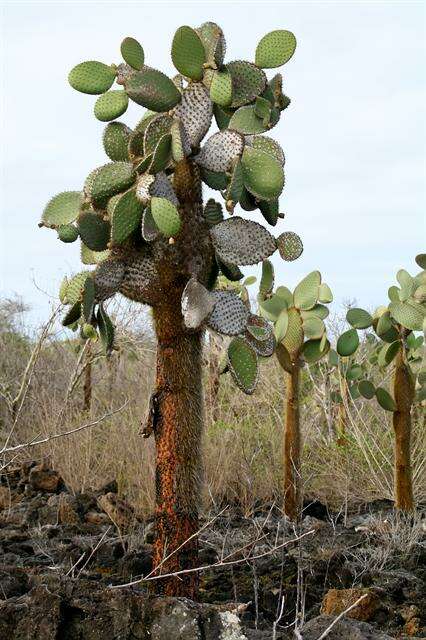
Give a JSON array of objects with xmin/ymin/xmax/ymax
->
[
  {"xmin": 144, "ymin": 114, "xmax": 173, "ymax": 154},
  {"xmin": 197, "ymin": 22, "xmax": 226, "ymax": 67},
  {"xmin": 301, "ymin": 304, "xmax": 329, "ymax": 321},
  {"xmin": 318, "ymin": 283, "xmax": 333, "ymax": 304},
  {"xmin": 389, "ymin": 300, "xmax": 425, "ymax": 331},
  {"xmin": 415, "ymin": 253, "xmax": 426, "ymax": 269},
  {"xmin": 204, "ymin": 199, "xmax": 223, "ymax": 226},
  {"xmin": 97, "ymin": 305, "xmax": 115, "ymax": 354},
  {"xmin": 337, "ymin": 328, "xmax": 360, "ymax": 357},
  {"xmin": 259, "ymin": 200, "xmax": 279, "ymax": 226},
  {"xmin": 171, "ymin": 26, "xmax": 206, "ymax": 81},
  {"xmin": 302, "ymin": 338, "xmax": 330, "ymax": 364},
  {"xmin": 88, "ymin": 162, "xmax": 136, "ymax": 206},
  {"xmin": 346, "ymin": 307, "xmax": 373, "ymax": 329},
  {"xmin": 274, "ymin": 308, "xmax": 289, "ymax": 342},
  {"xmin": 293, "ymin": 271, "xmax": 321, "ymax": 311},
  {"xmin": 303, "ymin": 316, "xmax": 325, "ymax": 340},
  {"xmin": 388, "ymin": 286, "xmax": 400, "ymax": 302},
  {"xmin": 228, "ymin": 105, "xmax": 268, "ymax": 135},
  {"xmin": 120, "ymin": 37, "xmax": 145, "ymax": 70},
  {"xmin": 125, "ymin": 67, "xmax": 181, "ymax": 112},
  {"xmin": 181, "ymin": 277, "xmax": 214, "ymax": 329},
  {"xmin": 254, "ymin": 96, "xmax": 272, "ymax": 126},
  {"xmin": 226, "ymin": 158, "xmax": 244, "ymax": 206},
  {"xmin": 200, "ymin": 168, "xmax": 229, "ymax": 191},
  {"xmin": 210, "ymin": 69, "xmax": 233, "ymax": 107},
  {"xmin": 246, "ymin": 135, "xmax": 285, "ymax": 165},
  {"xmin": 207, "ymin": 290, "xmax": 249, "ymax": 336},
  {"xmin": 259, "ymin": 293, "xmax": 288, "ymax": 322},
  {"xmin": 210, "ymin": 217, "xmax": 276, "ymax": 266},
  {"xmin": 173, "ymin": 83, "xmax": 213, "ymax": 148},
  {"xmin": 396, "ymin": 269, "xmax": 414, "ymax": 302},
  {"xmin": 226, "ymin": 61, "xmax": 266, "ymax": 108},
  {"xmin": 59, "ymin": 277, "xmax": 69, "ymax": 303},
  {"xmin": 259, "ymin": 260, "xmax": 274, "ymax": 296},
  {"xmin": 282, "ymin": 307, "xmax": 304, "ymax": 356},
  {"xmin": 78, "ymin": 211, "xmax": 110, "ymax": 252},
  {"xmin": 227, "ymin": 336, "xmax": 259, "ymax": 395},
  {"xmin": 82, "ymin": 277, "xmax": 95, "ymax": 321},
  {"xmin": 196, "ymin": 130, "xmax": 244, "ymax": 173},
  {"xmin": 375, "ymin": 387, "xmax": 396, "ymax": 412},
  {"xmin": 68, "ymin": 61, "xmax": 116, "ymax": 95},
  {"xmin": 151, "ymin": 196, "xmax": 181, "ymax": 237},
  {"xmin": 245, "ymin": 317, "xmax": 275, "ymax": 357},
  {"xmin": 378, "ymin": 340, "xmax": 400, "ymax": 368},
  {"xmin": 103, "ymin": 122, "xmax": 132, "ymax": 161},
  {"xmin": 276, "ymin": 232, "xmax": 303, "ymax": 262},
  {"xmin": 255, "ymin": 30, "xmax": 297, "ymax": 68},
  {"xmin": 376, "ymin": 310, "xmax": 399, "ymax": 343},
  {"xmin": 42, "ymin": 191, "xmax": 82, "ymax": 227},
  {"xmin": 80, "ymin": 243, "xmax": 110, "ymax": 265},
  {"xmin": 414, "ymin": 284, "xmax": 426, "ymax": 303},
  {"xmin": 62, "ymin": 301, "xmax": 82, "ymax": 326},
  {"xmin": 94, "ymin": 90, "xmax": 128, "ymax": 122},
  {"xmin": 93, "ymin": 259, "xmax": 125, "ymax": 302},
  {"xmin": 66, "ymin": 271, "xmax": 91, "ymax": 305},
  {"xmin": 57, "ymin": 224, "xmax": 79, "ymax": 243},
  {"xmin": 213, "ymin": 103, "xmax": 234, "ymax": 130},
  {"xmin": 110, "ymin": 189, "xmax": 143, "ymax": 243},
  {"xmin": 217, "ymin": 259, "xmax": 243, "ymax": 281},
  {"xmin": 276, "ymin": 342, "xmax": 293, "ymax": 372},
  {"xmin": 358, "ymin": 379, "xmax": 376, "ymax": 400},
  {"xmin": 150, "ymin": 172, "xmax": 179, "ymax": 205},
  {"xmin": 148, "ymin": 133, "xmax": 172, "ymax": 174},
  {"xmin": 241, "ymin": 146, "xmax": 284, "ymax": 201},
  {"xmin": 141, "ymin": 205, "xmax": 159, "ymax": 242}
]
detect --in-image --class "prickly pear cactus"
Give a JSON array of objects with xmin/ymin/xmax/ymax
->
[
  {"xmin": 40, "ymin": 23, "xmax": 302, "ymax": 375},
  {"xmin": 258, "ymin": 264, "xmax": 334, "ymax": 372},
  {"xmin": 338, "ymin": 256, "xmax": 426, "ymax": 410}
]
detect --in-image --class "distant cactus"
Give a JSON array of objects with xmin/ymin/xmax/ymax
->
[
  {"xmin": 39, "ymin": 23, "xmax": 301, "ymax": 597},
  {"xmin": 339, "ymin": 255, "xmax": 426, "ymax": 511},
  {"xmin": 258, "ymin": 265, "xmax": 333, "ymax": 520}
]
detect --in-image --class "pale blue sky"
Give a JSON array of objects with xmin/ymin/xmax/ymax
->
[{"xmin": 1, "ymin": 1, "xmax": 425, "ymax": 326}]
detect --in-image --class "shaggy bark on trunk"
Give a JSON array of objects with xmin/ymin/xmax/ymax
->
[
  {"xmin": 283, "ymin": 358, "xmax": 301, "ymax": 521},
  {"xmin": 393, "ymin": 347, "xmax": 415, "ymax": 511}
]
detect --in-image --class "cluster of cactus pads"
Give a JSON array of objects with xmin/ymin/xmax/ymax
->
[
  {"xmin": 258, "ymin": 262, "xmax": 334, "ymax": 369},
  {"xmin": 336, "ymin": 255, "xmax": 426, "ymax": 410},
  {"xmin": 41, "ymin": 24, "xmax": 301, "ymax": 392}
]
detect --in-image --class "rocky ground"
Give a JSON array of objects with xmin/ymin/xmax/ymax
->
[{"xmin": 0, "ymin": 461, "xmax": 425, "ymax": 640}]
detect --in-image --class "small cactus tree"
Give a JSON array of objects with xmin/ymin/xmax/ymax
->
[
  {"xmin": 258, "ymin": 264, "xmax": 333, "ymax": 520},
  {"xmin": 39, "ymin": 24, "xmax": 301, "ymax": 596},
  {"xmin": 338, "ymin": 255, "xmax": 426, "ymax": 511}
]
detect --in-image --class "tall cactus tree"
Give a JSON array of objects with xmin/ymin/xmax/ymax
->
[
  {"xmin": 39, "ymin": 24, "xmax": 302, "ymax": 596},
  {"xmin": 338, "ymin": 255, "xmax": 426, "ymax": 511},
  {"xmin": 258, "ymin": 264, "xmax": 333, "ymax": 520}
]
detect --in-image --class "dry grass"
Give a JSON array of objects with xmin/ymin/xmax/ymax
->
[{"xmin": 1, "ymin": 296, "xmax": 425, "ymax": 517}]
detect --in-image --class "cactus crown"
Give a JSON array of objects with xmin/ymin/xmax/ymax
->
[
  {"xmin": 336, "ymin": 256, "xmax": 426, "ymax": 411},
  {"xmin": 41, "ymin": 23, "xmax": 301, "ymax": 394}
]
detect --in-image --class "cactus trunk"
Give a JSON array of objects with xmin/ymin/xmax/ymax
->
[
  {"xmin": 151, "ymin": 298, "xmax": 204, "ymax": 598},
  {"xmin": 393, "ymin": 347, "xmax": 415, "ymax": 511},
  {"xmin": 283, "ymin": 359, "xmax": 301, "ymax": 520}
]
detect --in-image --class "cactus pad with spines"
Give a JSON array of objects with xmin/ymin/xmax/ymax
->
[
  {"xmin": 110, "ymin": 189, "xmax": 143, "ymax": 243},
  {"xmin": 203, "ymin": 199, "xmax": 223, "ymax": 226},
  {"xmin": 77, "ymin": 212, "xmax": 110, "ymax": 251},
  {"xmin": 337, "ymin": 328, "xmax": 360, "ymax": 357},
  {"xmin": 103, "ymin": 122, "xmax": 132, "ymax": 161},
  {"xmin": 141, "ymin": 206, "xmax": 160, "ymax": 242},
  {"xmin": 144, "ymin": 115, "xmax": 174, "ymax": 154},
  {"xmin": 87, "ymin": 162, "xmax": 136, "ymax": 206},
  {"xmin": 293, "ymin": 271, "xmax": 321, "ymax": 311},
  {"xmin": 255, "ymin": 30, "xmax": 297, "ymax": 68},
  {"xmin": 181, "ymin": 278, "xmax": 214, "ymax": 329},
  {"xmin": 229, "ymin": 105, "xmax": 272, "ymax": 135},
  {"xmin": 241, "ymin": 146, "xmax": 284, "ymax": 200},
  {"xmin": 125, "ymin": 67, "xmax": 181, "ymax": 111},
  {"xmin": 227, "ymin": 61, "xmax": 266, "ymax": 108},
  {"xmin": 173, "ymin": 83, "xmax": 213, "ymax": 148},
  {"xmin": 276, "ymin": 232, "xmax": 303, "ymax": 261},
  {"xmin": 68, "ymin": 61, "xmax": 116, "ymax": 94},
  {"xmin": 58, "ymin": 224, "xmax": 79, "ymax": 243},
  {"xmin": 207, "ymin": 290, "xmax": 249, "ymax": 335},
  {"xmin": 120, "ymin": 37, "xmax": 145, "ymax": 70},
  {"xmin": 209, "ymin": 69, "xmax": 233, "ymax": 107},
  {"xmin": 227, "ymin": 337, "xmax": 258, "ymax": 394},
  {"xmin": 246, "ymin": 135, "xmax": 285, "ymax": 165},
  {"xmin": 94, "ymin": 90, "xmax": 129, "ymax": 121},
  {"xmin": 150, "ymin": 197, "xmax": 181, "ymax": 237},
  {"xmin": 94, "ymin": 259, "xmax": 126, "ymax": 302},
  {"xmin": 172, "ymin": 26, "xmax": 206, "ymax": 81},
  {"xmin": 210, "ymin": 217, "xmax": 276, "ymax": 266},
  {"xmin": 42, "ymin": 191, "xmax": 82, "ymax": 227},
  {"xmin": 195, "ymin": 130, "xmax": 244, "ymax": 173}
]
